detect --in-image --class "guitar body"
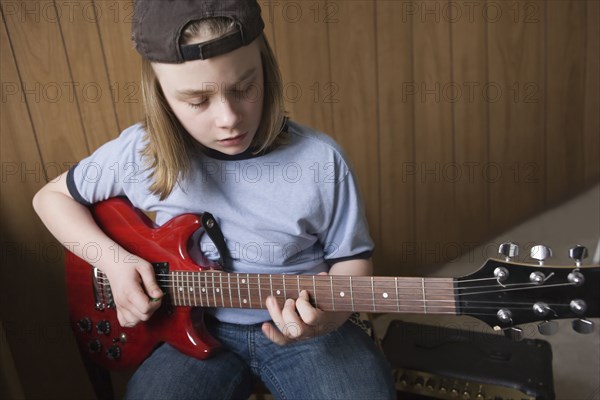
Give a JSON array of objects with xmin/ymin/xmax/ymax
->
[{"xmin": 65, "ymin": 197, "xmax": 221, "ymax": 370}]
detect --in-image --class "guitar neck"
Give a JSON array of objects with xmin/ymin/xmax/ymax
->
[{"xmin": 165, "ymin": 271, "xmax": 457, "ymax": 315}]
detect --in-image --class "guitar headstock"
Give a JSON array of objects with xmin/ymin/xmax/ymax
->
[{"xmin": 456, "ymin": 243, "xmax": 599, "ymax": 339}]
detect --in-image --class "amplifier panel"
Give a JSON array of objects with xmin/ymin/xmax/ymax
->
[{"xmin": 381, "ymin": 320, "xmax": 555, "ymax": 400}]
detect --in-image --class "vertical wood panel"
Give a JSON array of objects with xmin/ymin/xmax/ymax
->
[
  {"xmin": 376, "ymin": 2, "xmax": 415, "ymax": 275},
  {"xmin": 452, "ymin": 1, "xmax": 489, "ymax": 249},
  {"xmin": 327, "ymin": 1, "xmax": 381, "ymax": 270},
  {"xmin": 2, "ymin": 0, "xmax": 89, "ymax": 178},
  {"xmin": 412, "ymin": 0, "xmax": 456, "ymax": 269},
  {"xmin": 546, "ymin": 1, "xmax": 586, "ymax": 202},
  {"xmin": 56, "ymin": 0, "xmax": 120, "ymax": 150},
  {"xmin": 94, "ymin": 0, "xmax": 142, "ymax": 131},
  {"xmin": 268, "ymin": 0, "xmax": 333, "ymax": 134},
  {"xmin": 584, "ymin": 0, "xmax": 600, "ymax": 184},
  {"xmin": 488, "ymin": 0, "xmax": 546, "ymax": 232},
  {"xmin": 0, "ymin": 8, "xmax": 95, "ymax": 399}
]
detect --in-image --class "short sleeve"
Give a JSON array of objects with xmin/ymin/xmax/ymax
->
[
  {"xmin": 67, "ymin": 124, "xmax": 151, "ymax": 206},
  {"xmin": 319, "ymin": 158, "xmax": 374, "ymax": 265}
]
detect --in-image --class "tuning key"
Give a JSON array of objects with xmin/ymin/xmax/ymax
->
[
  {"xmin": 572, "ymin": 319, "xmax": 594, "ymax": 334},
  {"xmin": 537, "ymin": 321, "xmax": 558, "ymax": 336},
  {"xmin": 530, "ymin": 245, "xmax": 552, "ymax": 266},
  {"xmin": 503, "ymin": 327, "xmax": 524, "ymax": 341},
  {"xmin": 569, "ymin": 245, "xmax": 588, "ymax": 267},
  {"xmin": 498, "ymin": 242, "xmax": 519, "ymax": 261}
]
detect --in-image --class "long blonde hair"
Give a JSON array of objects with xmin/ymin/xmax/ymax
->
[{"xmin": 140, "ymin": 18, "xmax": 286, "ymax": 200}]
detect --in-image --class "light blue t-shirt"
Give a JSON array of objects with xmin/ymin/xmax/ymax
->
[{"xmin": 68, "ymin": 120, "xmax": 373, "ymax": 324}]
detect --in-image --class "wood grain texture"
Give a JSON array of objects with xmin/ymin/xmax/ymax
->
[
  {"xmin": 584, "ymin": 0, "xmax": 600, "ymax": 184},
  {"xmin": 55, "ymin": 0, "xmax": 120, "ymax": 150},
  {"xmin": 0, "ymin": 9, "xmax": 95, "ymax": 399},
  {"xmin": 327, "ymin": 1, "xmax": 381, "ymax": 267},
  {"xmin": 267, "ymin": 0, "xmax": 333, "ymax": 135},
  {"xmin": 451, "ymin": 0, "xmax": 489, "ymax": 249},
  {"xmin": 487, "ymin": 0, "xmax": 546, "ymax": 233},
  {"xmin": 546, "ymin": 0, "xmax": 586, "ymax": 203},
  {"xmin": 2, "ymin": 0, "xmax": 89, "ymax": 178},
  {"xmin": 376, "ymin": 1, "xmax": 415, "ymax": 275},
  {"xmin": 93, "ymin": 0, "xmax": 142, "ymax": 131},
  {"xmin": 412, "ymin": 0, "xmax": 457, "ymax": 269}
]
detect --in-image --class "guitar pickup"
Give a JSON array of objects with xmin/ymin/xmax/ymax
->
[{"xmin": 92, "ymin": 267, "xmax": 114, "ymax": 310}]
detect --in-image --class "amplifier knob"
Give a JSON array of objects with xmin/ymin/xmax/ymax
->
[
  {"xmin": 475, "ymin": 393, "xmax": 485, "ymax": 400},
  {"xmin": 451, "ymin": 388, "xmax": 459, "ymax": 397},
  {"xmin": 414, "ymin": 377, "xmax": 424, "ymax": 389},
  {"xmin": 398, "ymin": 374, "xmax": 409, "ymax": 388},
  {"xmin": 439, "ymin": 386, "xmax": 447, "ymax": 395},
  {"xmin": 426, "ymin": 379, "xmax": 436, "ymax": 390},
  {"xmin": 462, "ymin": 390, "xmax": 471, "ymax": 399}
]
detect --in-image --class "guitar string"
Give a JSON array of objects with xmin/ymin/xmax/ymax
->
[
  {"xmin": 93, "ymin": 276, "xmax": 577, "ymax": 312},
  {"xmin": 93, "ymin": 274, "xmax": 578, "ymax": 300}
]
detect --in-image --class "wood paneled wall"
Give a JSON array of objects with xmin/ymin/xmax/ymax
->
[{"xmin": 1, "ymin": 1, "xmax": 598, "ymax": 398}]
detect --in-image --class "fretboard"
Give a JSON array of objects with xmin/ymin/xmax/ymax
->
[{"xmin": 165, "ymin": 271, "xmax": 457, "ymax": 315}]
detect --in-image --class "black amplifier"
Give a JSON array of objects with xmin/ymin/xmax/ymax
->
[{"xmin": 381, "ymin": 320, "xmax": 555, "ymax": 400}]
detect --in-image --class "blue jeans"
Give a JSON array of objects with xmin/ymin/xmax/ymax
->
[{"xmin": 125, "ymin": 316, "xmax": 396, "ymax": 399}]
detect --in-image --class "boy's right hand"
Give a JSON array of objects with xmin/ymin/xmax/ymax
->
[{"xmin": 102, "ymin": 258, "xmax": 164, "ymax": 327}]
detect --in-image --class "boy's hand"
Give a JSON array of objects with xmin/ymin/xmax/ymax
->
[
  {"xmin": 102, "ymin": 258, "xmax": 164, "ymax": 327},
  {"xmin": 261, "ymin": 272, "xmax": 350, "ymax": 345}
]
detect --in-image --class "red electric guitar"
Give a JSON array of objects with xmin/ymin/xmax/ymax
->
[{"xmin": 66, "ymin": 197, "xmax": 600, "ymax": 370}]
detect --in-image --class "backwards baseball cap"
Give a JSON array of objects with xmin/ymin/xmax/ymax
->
[{"xmin": 132, "ymin": 0, "xmax": 265, "ymax": 63}]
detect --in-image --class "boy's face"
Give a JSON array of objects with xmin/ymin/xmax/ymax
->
[{"xmin": 153, "ymin": 40, "xmax": 264, "ymax": 156}]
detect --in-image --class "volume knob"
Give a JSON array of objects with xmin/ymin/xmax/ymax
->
[
  {"xmin": 96, "ymin": 320, "xmax": 111, "ymax": 335},
  {"xmin": 76, "ymin": 317, "xmax": 92, "ymax": 333},
  {"xmin": 106, "ymin": 345, "xmax": 122, "ymax": 360}
]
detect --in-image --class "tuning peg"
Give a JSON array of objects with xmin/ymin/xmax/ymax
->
[
  {"xmin": 572, "ymin": 319, "xmax": 594, "ymax": 334},
  {"xmin": 503, "ymin": 327, "xmax": 524, "ymax": 341},
  {"xmin": 530, "ymin": 245, "xmax": 552, "ymax": 266},
  {"xmin": 569, "ymin": 245, "xmax": 588, "ymax": 267},
  {"xmin": 498, "ymin": 242, "xmax": 519, "ymax": 261},
  {"xmin": 537, "ymin": 321, "xmax": 558, "ymax": 336}
]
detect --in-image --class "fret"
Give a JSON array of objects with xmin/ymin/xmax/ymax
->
[
  {"xmin": 312, "ymin": 275, "xmax": 317, "ymax": 307},
  {"xmin": 178, "ymin": 271, "xmax": 184, "ymax": 306},
  {"xmin": 197, "ymin": 273, "xmax": 203, "ymax": 307},
  {"xmin": 282, "ymin": 275, "xmax": 287, "ymax": 299},
  {"xmin": 227, "ymin": 273, "xmax": 233, "ymax": 307},
  {"xmin": 269, "ymin": 274, "xmax": 274, "ymax": 297},
  {"xmin": 395, "ymin": 277, "xmax": 399, "ymax": 313},
  {"xmin": 246, "ymin": 274, "xmax": 252, "ymax": 308},
  {"xmin": 204, "ymin": 272, "xmax": 211, "ymax": 307},
  {"xmin": 171, "ymin": 272, "xmax": 177, "ymax": 306},
  {"xmin": 297, "ymin": 275, "xmax": 301, "ymax": 297},
  {"xmin": 371, "ymin": 276, "xmax": 375, "ymax": 312},
  {"xmin": 421, "ymin": 278, "xmax": 427, "ymax": 314},
  {"xmin": 211, "ymin": 272, "xmax": 217, "ymax": 307},
  {"xmin": 237, "ymin": 274, "xmax": 242, "ymax": 307},
  {"xmin": 349, "ymin": 276, "xmax": 355, "ymax": 312},
  {"xmin": 185, "ymin": 272, "xmax": 191, "ymax": 307},
  {"xmin": 257, "ymin": 274, "xmax": 263, "ymax": 306},
  {"xmin": 219, "ymin": 273, "xmax": 225, "ymax": 307},
  {"xmin": 330, "ymin": 276, "xmax": 335, "ymax": 311},
  {"xmin": 188, "ymin": 274, "xmax": 196, "ymax": 307}
]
